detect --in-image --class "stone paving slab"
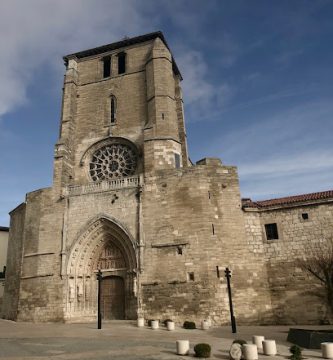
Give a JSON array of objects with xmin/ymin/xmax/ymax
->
[{"xmin": 0, "ymin": 320, "xmax": 329, "ymax": 360}]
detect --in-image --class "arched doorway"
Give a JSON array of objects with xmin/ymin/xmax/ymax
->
[
  {"xmin": 97, "ymin": 242, "xmax": 126, "ymax": 320},
  {"xmin": 65, "ymin": 216, "xmax": 137, "ymax": 322}
]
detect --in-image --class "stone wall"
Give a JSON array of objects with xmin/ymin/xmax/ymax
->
[
  {"xmin": 1, "ymin": 204, "xmax": 25, "ymax": 320},
  {"xmin": 15, "ymin": 188, "xmax": 65, "ymax": 322},
  {"xmin": 244, "ymin": 201, "xmax": 333, "ymax": 324},
  {"xmin": 140, "ymin": 161, "xmax": 273, "ymax": 326}
]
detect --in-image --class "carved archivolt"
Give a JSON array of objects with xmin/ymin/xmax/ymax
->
[
  {"xmin": 66, "ymin": 215, "xmax": 137, "ymax": 277},
  {"xmin": 64, "ymin": 216, "xmax": 138, "ymax": 319}
]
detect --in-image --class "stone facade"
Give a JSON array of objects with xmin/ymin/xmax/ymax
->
[
  {"xmin": 243, "ymin": 196, "xmax": 333, "ymax": 324},
  {"xmin": 2, "ymin": 32, "xmax": 333, "ymax": 325},
  {"xmin": 0, "ymin": 226, "xmax": 9, "ymax": 311}
]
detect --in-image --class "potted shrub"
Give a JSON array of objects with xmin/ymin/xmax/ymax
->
[
  {"xmin": 194, "ymin": 343, "xmax": 211, "ymax": 358},
  {"xmin": 233, "ymin": 339, "xmax": 247, "ymax": 346},
  {"xmin": 183, "ymin": 320, "xmax": 196, "ymax": 329},
  {"xmin": 289, "ymin": 345, "xmax": 303, "ymax": 360}
]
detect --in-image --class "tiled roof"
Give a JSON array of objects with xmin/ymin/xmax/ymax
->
[
  {"xmin": 242, "ymin": 190, "xmax": 333, "ymax": 209},
  {"xmin": 63, "ymin": 31, "xmax": 182, "ymax": 78}
]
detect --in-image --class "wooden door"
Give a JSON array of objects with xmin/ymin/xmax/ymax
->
[{"xmin": 101, "ymin": 276, "xmax": 125, "ymax": 319}]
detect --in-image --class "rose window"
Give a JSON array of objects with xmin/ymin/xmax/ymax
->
[{"xmin": 89, "ymin": 143, "xmax": 137, "ymax": 181}]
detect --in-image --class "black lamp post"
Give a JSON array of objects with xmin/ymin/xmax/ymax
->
[
  {"xmin": 225, "ymin": 267, "xmax": 237, "ymax": 333},
  {"xmin": 97, "ymin": 269, "xmax": 103, "ymax": 329}
]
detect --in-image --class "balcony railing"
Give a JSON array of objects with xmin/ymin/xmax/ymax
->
[{"xmin": 64, "ymin": 175, "xmax": 140, "ymax": 196}]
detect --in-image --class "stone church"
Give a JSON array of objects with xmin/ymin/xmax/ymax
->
[{"xmin": 2, "ymin": 32, "xmax": 333, "ymax": 325}]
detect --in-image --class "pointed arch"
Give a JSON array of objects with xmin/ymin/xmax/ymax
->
[{"xmin": 66, "ymin": 214, "xmax": 137, "ymax": 277}]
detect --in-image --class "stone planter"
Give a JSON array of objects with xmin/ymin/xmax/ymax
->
[
  {"xmin": 322, "ymin": 342, "xmax": 333, "ymax": 359},
  {"xmin": 151, "ymin": 320, "xmax": 159, "ymax": 330},
  {"xmin": 201, "ymin": 320, "xmax": 210, "ymax": 330},
  {"xmin": 137, "ymin": 318, "xmax": 144, "ymax": 327},
  {"xmin": 262, "ymin": 340, "xmax": 277, "ymax": 356},
  {"xmin": 167, "ymin": 321, "xmax": 175, "ymax": 331},
  {"xmin": 176, "ymin": 340, "xmax": 190, "ymax": 355},
  {"xmin": 242, "ymin": 344, "xmax": 258, "ymax": 360},
  {"xmin": 252, "ymin": 335, "xmax": 265, "ymax": 350}
]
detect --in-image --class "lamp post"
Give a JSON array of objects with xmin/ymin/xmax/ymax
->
[
  {"xmin": 97, "ymin": 269, "xmax": 102, "ymax": 329},
  {"xmin": 225, "ymin": 267, "xmax": 237, "ymax": 333}
]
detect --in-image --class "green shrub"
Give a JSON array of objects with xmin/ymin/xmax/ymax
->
[
  {"xmin": 289, "ymin": 345, "xmax": 303, "ymax": 360},
  {"xmin": 194, "ymin": 343, "xmax": 211, "ymax": 358},
  {"xmin": 232, "ymin": 339, "xmax": 247, "ymax": 346},
  {"xmin": 183, "ymin": 321, "xmax": 196, "ymax": 329},
  {"xmin": 163, "ymin": 319, "xmax": 173, "ymax": 326}
]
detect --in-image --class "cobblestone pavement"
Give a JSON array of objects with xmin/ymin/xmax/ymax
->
[{"xmin": 0, "ymin": 320, "xmax": 328, "ymax": 359}]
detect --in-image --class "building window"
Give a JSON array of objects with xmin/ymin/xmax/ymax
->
[
  {"xmin": 110, "ymin": 96, "xmax": 117, "ymax": 124},
  {"xmin": 265, "ymin": 223, "xmax": 279, "ymax": 240},
  {"xmin": 302, "ymin": 213, "xmax": 309, "ymax": 220},
  {"xmin": 187, "ymin": 272, "xmax": 195, "ymax": 281},
  {"xmin": 0, "ymin": 266, "xmax": 6, "ymax": 279},
  {"xmin": 118, "ymin": 52, "xmax": 126, "ymax": 74},
  {"xmin": 175, "ymin": 153, "xmax": 181, "ymax": 169},
  {"xmin": 102, "ymin": 56, "xmax": 111, "ymax": 78}
]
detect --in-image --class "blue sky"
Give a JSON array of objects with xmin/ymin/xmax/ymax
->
[{"xmin": 0, "ymin": 0, "xmax": 332, "ymax": 226}]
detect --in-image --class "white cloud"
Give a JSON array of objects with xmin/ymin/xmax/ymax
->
[
  {"xmin": 176, "ymin": 49, "xmax": 233, "ymax": 121},
  {"xmin": 177, "ymin": 50, "xmax": 215, "ymax": 105},
  {"xmin": 0, "ymin": 0, "xmax": 152, "ymax": 120},
  {"xmin": 239, "ymin": 150, "xmax": 333, "ymax": 178},
  {"xmin": 207, "ymin": 98, "xmax": 333, "ymax": 199},
  {"xmin": 0, "ymin": 0, "xmax": 230, "ymax": 126},
  {"xmin": 219, "ymin": 98, "xmax": 333, "ymax": 159}
]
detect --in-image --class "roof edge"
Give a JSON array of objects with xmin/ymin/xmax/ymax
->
[
  {"xmin": 242, "ymin": 189, "xmax": 333, "ymax": 210},
  {"xmin": 63, "ymin": 31, "xmax": 182, "ymax": 79}
]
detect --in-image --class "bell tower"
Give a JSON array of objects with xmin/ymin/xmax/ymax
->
[
  {"xmin": 53, "ymin": 31, "xmax": 189, "ymax": 195},
  {"xmin": 144, "ymin": 37, "xmax": 189, "ymax": 172}
]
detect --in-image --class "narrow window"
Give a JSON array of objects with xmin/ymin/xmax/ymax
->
[
  {"xmin": 102, "ymin": 56, "xmax": 111, "ymax": 78},
  {"xmin": 174, "ymin": 153, "xmax": 181, "ymax": 169},
  {"xmin": 0, "ymin": 266, "xmax": 6, "ymax": 279},
  {"xmin": 187, "ymin": 272, "xmax": 195, "ymax": 281},
  {"xmin": 110, "ymin": 96, "xmax": 116, "ymax": 124},
  {"xmin": 302, "ymin": 213, "xmax": 309, "ymax": 220},
  {"xmin": 212, "ymin": 223, "xmax": 215, "ymax": 235},
  {"xmin": 265, "ymin": 223, "xmax": 279, "ymax": 240},
  {"xmin": 118, "ymin": 52, "xmax": 126, "ymax": 74},
  {"xmin": 177, "ymin": 246, "xmax": 183, "ymax": 255}
]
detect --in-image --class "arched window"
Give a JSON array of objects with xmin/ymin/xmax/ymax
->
[
  {"xmin": 110, "ymin": 96, "xmax": 117, "ymax": 124},
  {"xmin": 118, "ymin": 52, "xmax": 126, "ymax": 74}
]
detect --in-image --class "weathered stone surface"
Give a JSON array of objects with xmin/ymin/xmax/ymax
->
[
  {"xmin": 2, "ymin": 32, "xmax": 332, "ymax": 325},
  {"xmin": 229, "ymin": 343, "xmax": 242, "ymax": 360}
]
